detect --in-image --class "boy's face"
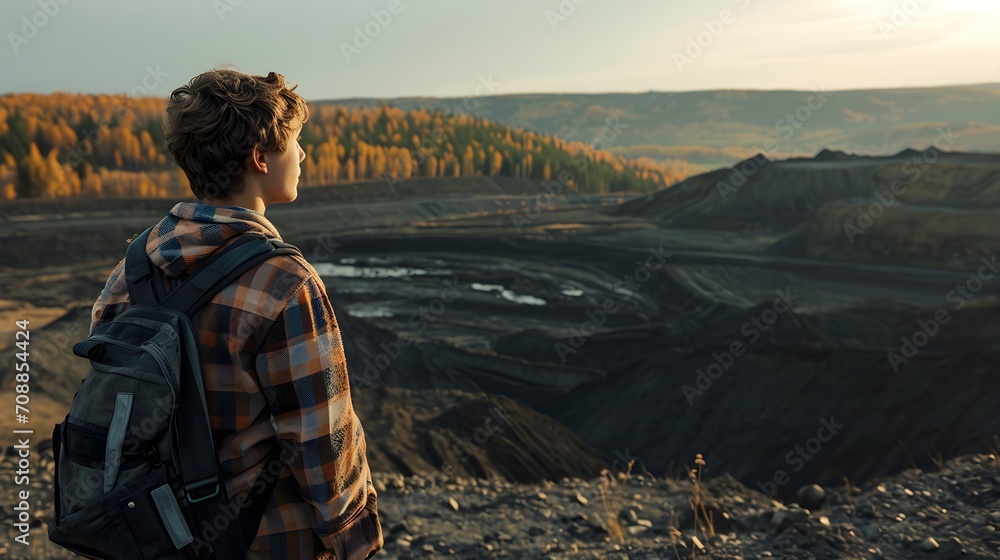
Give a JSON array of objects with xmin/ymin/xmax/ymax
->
[{"xmin": 256, "ymin": 119, "xmax": 306, "ymax": 204}]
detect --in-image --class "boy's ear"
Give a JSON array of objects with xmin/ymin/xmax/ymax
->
[{"xmin": 246, "ymin": 144, "xmax": 268, "ymax": 174}]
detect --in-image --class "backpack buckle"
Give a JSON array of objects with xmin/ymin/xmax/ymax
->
[
  {"xmin": 185, "ymin": 477, "xmax": 221, "ymax": 503},
  {"xmin": 142, "ymin": 445, "xmax": 161, "ymax": 467}
]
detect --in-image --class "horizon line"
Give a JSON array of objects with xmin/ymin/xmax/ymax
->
[{"xmin": 4, "ymin": 80, "xmax": 999, "ymax": 103}]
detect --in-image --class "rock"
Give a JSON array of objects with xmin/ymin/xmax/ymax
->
[
  {"xmin": 920, "ymin": 537, "xmax": 939, "ymax": 551},
  {"xmin": 635, "ymin": 518, "xmax": 653, "ymax": 528},
  {"xmin": 447, "ymin": 497, "xmax": 459, "ymax": 511},
  {"xmin": 569, "ymin": 522, "xmax": 595, "ymax": 538},
  {"xmin": 709, "ymin": 534, "xmax": 729, "ymax": 545},
  {"xmin": 771, "ymin": 508, "xmax": 811, "ymax": 531},
  {"xmin": 796, "ymin": 484, "xmax": 827, "ymax": 510},
  {"xmin": 690, "ymin": 535, "xmax": 705, "ymax": 551},
  {"xmin": 619, "ymin": 507, "xmax": 639, "ymax": 524},
  {"xmin": 540, "ymin": 541, "xmax": 562, "ymax": 554},
  {"xmin": 626, "ymin": 525, "xmax": 649, "ymax": 536}
]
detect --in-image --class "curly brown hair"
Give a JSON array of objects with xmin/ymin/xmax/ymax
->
[{"xmin": 163, "ymin": 69, "xmax": 310, "ymax": 200}]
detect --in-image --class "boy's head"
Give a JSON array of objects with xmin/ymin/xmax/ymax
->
[{"xmin": 163, "ymin": 69, "xmax": 309, "ymax": 202}]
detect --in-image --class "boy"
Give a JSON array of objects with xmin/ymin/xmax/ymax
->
[{"xmin": 87, "ymin": 69, "xmax": 383, "ymax": 560}]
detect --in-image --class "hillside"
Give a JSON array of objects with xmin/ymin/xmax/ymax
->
[
  {"xmin": 612, "ymin": 149, "xmax": 1000, "ymax": 271},
  {"xmin": 320, "ymin": 83, "xmax": 1000, "ymax": 172}
]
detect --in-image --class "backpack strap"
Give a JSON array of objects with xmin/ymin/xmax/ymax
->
[
  {"xmin": 125, "ymin": 226, "xmax": 303, "ymax": 316},
  {"xmin": 160, "ymin": 235, "xmax": 303, "ymax": 317},
  {"xmin": 126, "ymin": 226, "xmax": 167, "ymax": 306}
]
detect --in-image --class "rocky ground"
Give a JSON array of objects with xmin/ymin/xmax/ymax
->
[{"xmin": 3, "ymin": 443, "xmax": 998, "ymax": 559}]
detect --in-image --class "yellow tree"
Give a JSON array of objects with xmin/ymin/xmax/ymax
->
[{"xmin": 490, "ymin": 150, "xmax": 503, "ymax": 176}]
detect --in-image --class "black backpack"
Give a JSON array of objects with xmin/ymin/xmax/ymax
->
[{"xmin": 49, "ymin": 225, "xmax": 303, "ymax": 560}]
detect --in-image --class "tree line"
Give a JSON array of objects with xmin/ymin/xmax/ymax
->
[{"xmin": 0, "ymin": 93, "xmax": 682, "ymax": 201}]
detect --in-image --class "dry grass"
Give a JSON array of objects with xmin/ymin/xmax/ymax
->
[
  {"xmin": 987, "ymin": 435, "xmax": 1000, "ymax": 465},
  {"xmin": 666, "ymin": 507, "xmax": 684, "ymax": 559},
  {"xmin": 597, "ymin": 457, "xmax": 634, "ymax": 544},
  {"xmin": 688, "ymin": 453, "xmax": 715, "ymax": 540},
  {"xmin": 928, "ymin": 450, "xmax": 945, "ymax": 472},
  {"xmin": 842, "ymin": 475, "xmax": 857, "ymax": 495}
]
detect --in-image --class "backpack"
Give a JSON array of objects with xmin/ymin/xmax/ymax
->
[{"xmin": 48, "ymin": 224, "xmax": 304, "ymax": 560}]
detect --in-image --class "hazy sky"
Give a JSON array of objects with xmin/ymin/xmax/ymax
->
[{"xmin": 3, "ymin": 0, "xmax": 999, "ymax": 100}]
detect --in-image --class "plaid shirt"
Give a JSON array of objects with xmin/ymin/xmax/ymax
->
[{"xmin": 89, "ymin": 202, "xmax": 383, "ymax": 560}]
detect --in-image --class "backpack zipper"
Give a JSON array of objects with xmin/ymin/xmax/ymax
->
[
  {"xmin": 136, "ymin": 340, "xmax": 184, "ymax": 475},
  {"xmin": 87, "ymin": 335, "xmax": 178, "ymax": 398},
  {"xmin": 139, "ymin": 341, "xmax": 178, "ymax": 398},
  {"xmin": 86, "ymin": 335, "xmax": 182, "ymax": 471}
]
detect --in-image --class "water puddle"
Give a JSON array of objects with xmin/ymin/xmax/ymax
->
[{"xmin": 470, "ymin": 282, "xmax": 546, "ymax": 306}]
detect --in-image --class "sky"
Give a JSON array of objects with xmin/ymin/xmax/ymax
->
[{"xmin": 3, "ymin": 0, "xmax": 1000, "ymax": 100}]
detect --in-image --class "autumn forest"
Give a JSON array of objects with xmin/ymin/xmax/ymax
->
[{"xmin": 0, "ymin": 93, "xmax": 680, "ymax": 201}]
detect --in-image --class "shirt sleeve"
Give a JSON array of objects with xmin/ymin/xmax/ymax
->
[{"xmin": 254, "ymin": 273, "xmax": 383, "ymax": 560}]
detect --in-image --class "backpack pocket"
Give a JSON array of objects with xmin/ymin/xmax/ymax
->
[
  {"xmin": 62, "ymin": 339, "xmax": 177, "ymax": 513},
  {"xmin": 48, "ymin": 450, "xmax": 194, "ymax": 560}
]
